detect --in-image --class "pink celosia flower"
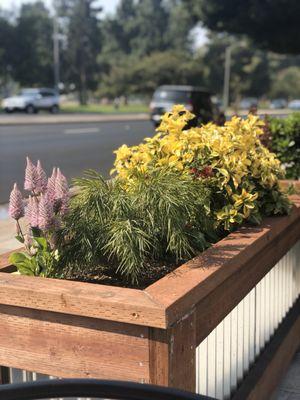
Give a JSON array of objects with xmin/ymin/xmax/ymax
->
[
  {"xmin": 55, "ymin": 168, "xmax": 68, "ymax": 199},
  {"xmin": 24, "ymin": 157, "xmax": 38, "ymax": 192},
  {"xmin": 55, "ymin": 168, "xmax": 70, "ymax": 215},
  {"xmin": 26, "ymin": 195, "xmax": 39, "ymax": 228},
  {"xmin": 39, "ymin": 193, "xmax": 54, "ymax": 231},
  {"xmin": 8, "ymin": 183, "xmax": 24, "ymax": 220},
  {"xmin": 36, "ymin": 160, "xmax": 48, "ymax": 193},
  {"xmin": 47, "ymin": 167, "xmax": 57, "ymax": 206}
]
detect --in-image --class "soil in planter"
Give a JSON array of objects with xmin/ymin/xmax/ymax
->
[{"xmin": 64, "ymin": 256, "xmax": 189, "ymax": 289}]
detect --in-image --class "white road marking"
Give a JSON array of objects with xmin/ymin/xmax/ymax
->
[{"xmin": 64, "ymin": 127, "xmax": 100, "ymax": 135}]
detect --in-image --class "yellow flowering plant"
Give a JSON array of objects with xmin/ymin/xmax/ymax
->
[
  {"xmin": 59, "ymin": 106, "xmax": 291, "ymax": 285},
  {"xmin": 113, "ymin": 105, "xmax": 290, "ymax": 231}
]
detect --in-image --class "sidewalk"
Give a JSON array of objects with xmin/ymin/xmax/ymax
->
[
  {"xmin": 0, "ymin": 205, "xmax": 20, "ymax": 254},
  {"xmin": 0, "ymin": 112, "xmax": 149, "ymax": 126},
  {"xmin": 0, "ymin": 109, "xmax": 292, "ymax": 126}
]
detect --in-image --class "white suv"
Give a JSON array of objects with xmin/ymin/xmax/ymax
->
[{"xmin": 2, "ymin": 88, "xmax": 60, "ymax": 114}]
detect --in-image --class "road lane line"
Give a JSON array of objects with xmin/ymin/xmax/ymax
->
[{"xmin": 64, "ymin": 127, "xmax": 100, "ymax": 135}]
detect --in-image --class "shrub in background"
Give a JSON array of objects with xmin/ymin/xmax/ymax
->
[{"xmin": 268, "ymin": 113, "xmax": 300, "ymax": 180}]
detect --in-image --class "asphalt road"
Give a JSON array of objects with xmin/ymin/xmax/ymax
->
[{"xmin": 0, "ymin": 120, "xmax": 155, "ymax": 204}]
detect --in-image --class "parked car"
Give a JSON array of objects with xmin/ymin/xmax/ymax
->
[
  {"xmin": 239, "ymin": 97, "xmax": 258, "ymax": 110},
  {"xmin": 270, "ymin": 98, "xmax": 287, "ymax": 109},
  {"xmin": 288, "ymin": 99, "xmax": 300, "ymax": 110},
  {"xmin": 149, "ymin": 85, "xmax": 218, "ymax": 126},
  {"xmin": 2, "ymin": 88, "xmax": 59, "ymax": 114}
]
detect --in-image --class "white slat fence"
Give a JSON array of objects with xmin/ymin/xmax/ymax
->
[{"xmin": 196, "ymin": 239, "xmax": 300, "ymax": 399}]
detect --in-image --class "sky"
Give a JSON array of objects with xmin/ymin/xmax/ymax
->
[{"xmin": 0, "ymin": 0, "xmax": 119, "ymax": 15}]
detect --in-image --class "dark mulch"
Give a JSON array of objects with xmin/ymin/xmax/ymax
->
[{"xmin": 64, "ymin": 257, "xmax": 188, "ymax": 289}]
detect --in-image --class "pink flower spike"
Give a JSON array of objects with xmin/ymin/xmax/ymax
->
[
  {"xmin": 8, "ymin": 183, "xmax": 24, "ymax": 220},
  {"xmin": 24, "ymin": 157, "xmax": 38, "ymax": 192},
  {"xmin": 26, "ymin": 195, "xmax": 39, "ymax": 228},
  {"xmin": 36, "ymin": 160, "xmax": 48, "ymax": 193},
  {"xmin": 39, "ymin": 193, "xmax": 54, "ymax": 231},
  {"xmin": 54, "ymin": 168, "xmax": 69, "ymax": 213},
  {"xmin": 55, "ymin": 168, "xmax": 69, "ymax": 201},
  {"xmin": 47, "ymin": 167, "xmax": 57, "ymax": 206}
]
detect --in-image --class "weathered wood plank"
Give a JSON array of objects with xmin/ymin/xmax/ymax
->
[
  {"xmin": 0, "ymin": 273, "xmax": 165, "ymax": 328},
  {"xmin": 0, "ymin": 196, "xmax": 299, "ymax": 330},
  {"xmin": 0, "ymin": 305, "xmax": 150, "ymax": 382},
  {"xmin": 149, "ymin": 311, "xmax": 196, "ymax": 392}
]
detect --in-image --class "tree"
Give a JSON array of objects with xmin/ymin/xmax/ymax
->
[
  {"xmin": 0, "ymin": 14, "xmax": 15, "ymax": 95},
  {"xmin": 12, "ymin": 2, "xmax": 53, "ymax": 87},
  {"xmin": 99, "ymin": 51, "xmax": 205, "ymax": 98},
  {"xmin": 201, "ymin": 34, "xmax": 271, "ymax": 101},
  {"xmin": 184, "ymin": 0, "xmax": 300, "ymax": 54},
  {"xmin": 271, "ymin": 67, "xmax": 300, "ymax": 99},
  {"xmin": 55, "ymin": 0, "xmax": 102, "ymax": 104}
]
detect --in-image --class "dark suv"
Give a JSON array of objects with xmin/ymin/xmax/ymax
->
[{"xmin": 150, "ymin": 85, "xmax": 219, "ymax": 126}]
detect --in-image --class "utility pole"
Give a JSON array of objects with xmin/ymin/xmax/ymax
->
[
  {"xmin": 223, "ymin": 45, "xmax": 232, "ymax": 110},
  {"xmin": 53, "ymin": 14, "xmax": 60, "ymax": 92}
]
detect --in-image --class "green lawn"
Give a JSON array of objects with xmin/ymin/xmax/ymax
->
[{"xmin": 60, "ymin": 103, "xmax": 149, "ymax": 114}]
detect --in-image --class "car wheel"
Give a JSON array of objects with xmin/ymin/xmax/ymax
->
[
  {"xmin": 50, "ymin": 105, "xmax": 59, "ymax": 114},
  {"xmin": 4, "ymin": 108, "xmax": 13, "ymax": 114},
  {"xmin": 25, "ymin": 104, "xmax": 36, "ymax": 114}
]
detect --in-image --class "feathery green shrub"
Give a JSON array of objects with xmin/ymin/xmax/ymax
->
[
  {"xmin": 269, "ymin": 113, "xmax": 300, "ymax": 179},
  {"xmin": 59, "ymin": 169, "xmax": 213, "ymax": 283}
]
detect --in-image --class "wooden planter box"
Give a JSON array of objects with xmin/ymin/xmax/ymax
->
[{"xmin": 0, "ymin": 195, "xmax": 300, "ymax": 399}]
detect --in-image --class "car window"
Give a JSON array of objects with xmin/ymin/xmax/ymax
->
[
  {"xmin": 153, "ymin": 89, "xmax": 191, "ymax": 103},
  {"xmin": 40, "ymin": 91, "xmax": 55, "ymax": 98},
  {"xmin": 20, "ymin": 89, "xmax": 39, "ymax": 97}
]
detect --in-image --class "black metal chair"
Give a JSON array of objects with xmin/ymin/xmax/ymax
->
[{"xmin": 0, "ymin": 379, "xmax": 214, "ymax": 400}]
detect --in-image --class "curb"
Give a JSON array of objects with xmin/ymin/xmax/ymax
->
[{"xmin": 0, "ymin": 113, "xmax": 150, "ymax": 126}]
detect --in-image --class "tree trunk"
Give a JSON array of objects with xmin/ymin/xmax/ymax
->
[{"xmin": 79, "ymin": 67, "xmax": 88, "ymax": 105}]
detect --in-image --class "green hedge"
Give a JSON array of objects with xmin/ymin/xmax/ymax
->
[{"xmin": 269, "ymin": 113, "xmax": 300, "ymax": 180}]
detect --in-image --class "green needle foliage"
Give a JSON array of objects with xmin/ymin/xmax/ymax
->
[{"xmin": 59, "ymin": 169, "xmax": 213, "ymax": 284}]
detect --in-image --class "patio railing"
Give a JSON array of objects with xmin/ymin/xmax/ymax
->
[{"xmin": 196, "ymin": 240, "xmax": 300, "ymax": 399}]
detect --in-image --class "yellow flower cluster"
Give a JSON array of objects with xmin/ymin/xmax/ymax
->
[{"xmin": 112, "ymin": 105, "xmax": 285, "ymax": 228}]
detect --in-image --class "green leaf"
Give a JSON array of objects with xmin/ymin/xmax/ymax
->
[
  {"xmin": 9, "ymin": 252, "xmax": 36, "ymax": 276},
  {"xmin": 9, "ymin": 252, "xmax": 30, "ymax": 265},
  {"xmin": 33, "ymin": 237, "xmax": 48, "ymax": 251}
]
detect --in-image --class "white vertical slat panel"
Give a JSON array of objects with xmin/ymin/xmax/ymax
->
[
  {"xmin": 269, "ymin": 267, "xmax": 275, "ymax": 337},
  {"xmin": 230, "ymin": 306, "xmax": 238, "ymax": 392},
  {"xmin": 282, "ymin": 254, "xmax": 287, "ymax": 320},
  {"xmin": 265, "ymin": 272, "xmax": 271, "ymax": 344},
  {"xmin": 10, "ymin": 368, "xmax": 23, "ymax": 383},
  {"xmin": 278, "ymin": 258, "xmax": 283, "ymax": 325},
  {"xmin": 215, "ymin": 321, "xmax": 224, "ymax": 400},
  {"xmin": 197, "ymin": 337, "xmax": 208, "ymax": 395},
  {"xmin": 289, "ymin": 249, "xmax": 294, "ymax": 308},
  {"xmin": 249, "ymin": 288, "xmax": 256, "ymax": 365},
  {"xmin": 195, "ymin": 240, "xmax": 300, "ymax": 399},
  {"xmin": 237, "ymin": 301, "xmax": 244, "ymax": 383},
  {"xmin": 207, "ymin": 330, "xmax": 216, "ymax": 398},
  {"xmin": 223, "ymin": 313, "xmax": 231, "ymax": 399},
  {"xmin": 255, "ymin": 280, "xmax": 261, "ymax": 357},
  {"xmin": 243, "ymin": 293, "xmax": 250, "ymax": 374},
  {"xmin": 261, "ymin": 276, "xmax": 267, "ymax": 349},
  {"xmin": 273, "ymin": 262, "xmax": 279, "ymax": 331}
]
